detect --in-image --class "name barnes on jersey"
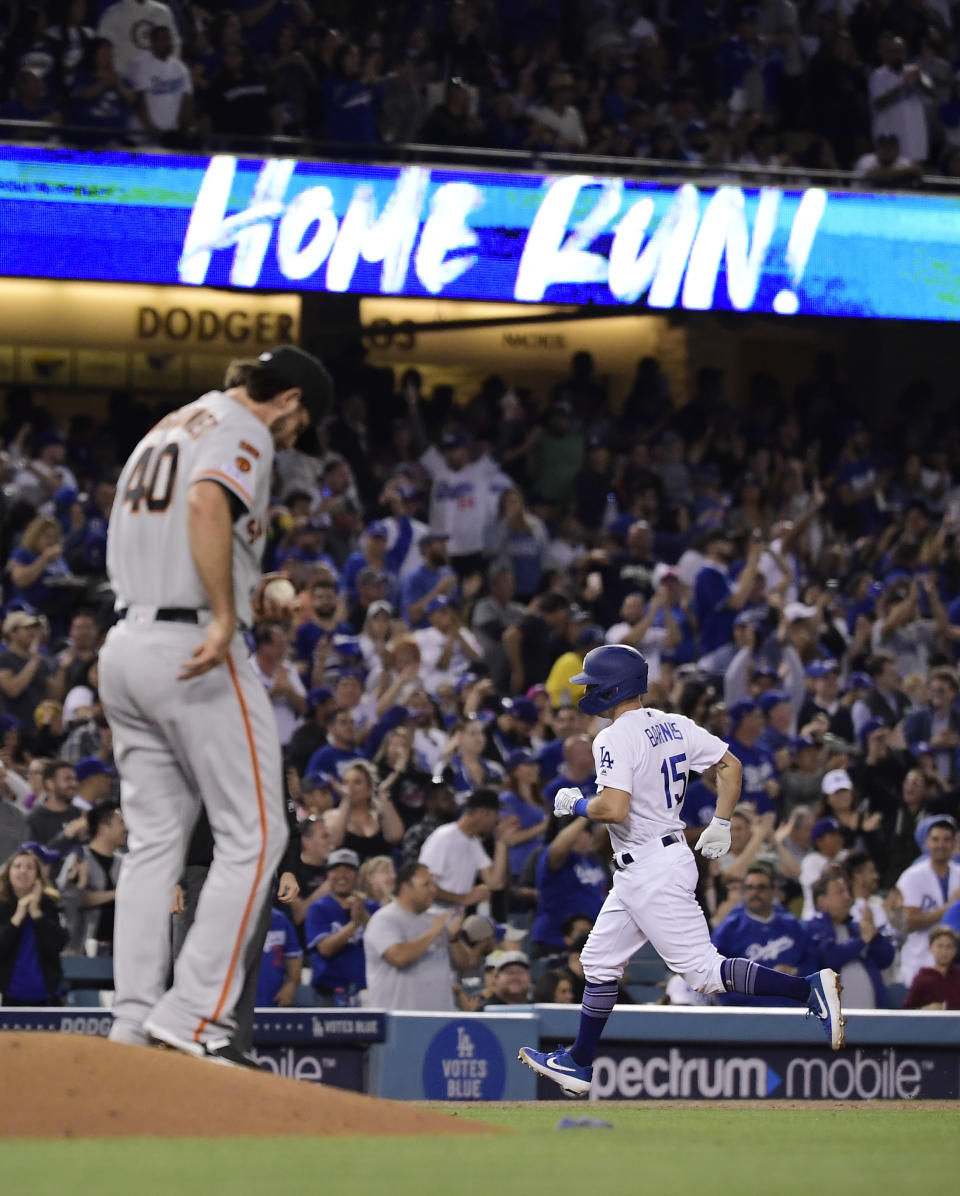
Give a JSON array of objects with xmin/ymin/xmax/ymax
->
[{"xmin": 643, "ymin": 719, "xmax": 683, "ymax": 748}]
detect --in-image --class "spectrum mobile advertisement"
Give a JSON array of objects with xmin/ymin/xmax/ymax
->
[{"xmin": 1, "ymin": 145, "xmax": 959, "ymax": 320}]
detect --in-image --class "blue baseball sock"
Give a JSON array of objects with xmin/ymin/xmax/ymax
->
[
  {"xmin": 720, "ymin": 957, "xmax": 810, "ymax": 1003},
  {"xmin": 569, "ymin": 981, "xmax": 619, "ymax": 1066}
]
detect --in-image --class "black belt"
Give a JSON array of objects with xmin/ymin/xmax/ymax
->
[
  {"xmin": 616, "ymin": 834, "xmax": 682, "ymax": 869},
  {"xmin": 120, "ymin": 608, "xmax": 200, "ymax": 624}
]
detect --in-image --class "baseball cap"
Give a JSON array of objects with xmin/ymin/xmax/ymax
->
[
  {"xmin": 53, "ymin": 485, "xmax": 78, "ymax": 508},
  {"xmin": 758, "ymin": 690, "xmax": 790, "ymax": 715},
  {"xmin": 784, "ymin": 601, "xmax": 818, "ymax": 623},
  {"xmin": 326, "ymin": 848, "xmax": 360, "ymax": 870},
  {"xmin": 75, "ymin": 757, "xmax": 107, "ymax": 782},
  {"xmin": 846, "ymin": 671, "xmax": 873, "ymax": 693},
  {"xmin": 502, "ymin": 697, "xmax": 538, "ymax": 725},
  {"xmin": 257, "ymin": 346, "xmax": 333, "ymax": 424},
  {"xmin": 506, "ymin": 748, "xmax": 538, "ymax": 770},
  {"xmin": 426, "ymin": 595, "xmax": 455, "ymax": 614},
  {"xmin": 789, "ymin": 735, "xmax": 817, "ymax": 752},
  {"xmin": 858, "ymin": 717, "xmax": 887, "ymax": 745},
  {"xmin": 727, "ymin": 698, "xmax": 758, "ymax": 730},
  {"xmin": 440, "ymin": 430, "xmax": 469, "ymax": 450},
  {"xmin": 302, "ymin": 770, "xmax": 335, "ymax": 790},
  {"xmin": 305, "ymin": 686, "xmax": 333, "ymax": 713},
  {"xmin": 917, "ymin": 814, "xmax": 958, "ymax": 849},
  {"xmin": 811, "ymin": 816, "xmax": 842, "ymax": 842},
  {"xmin": 419, "ymin": 530, "xmax": 449, "ymax": 547},
  {"xmin": 576, "ymin": 623, "xmax": 606, "ymax": 648},
  {"xmin": 2, "ymin": 611, "xmax": 40, "ymax": 636},
  {"xmin": 821, "ymin": 768, "xmax": 853, "ymax": 796},
  {"xmin": 365, "ymin": 521, "xmax": 388, "ymax": 539},
  {"xmin": 367, "ymin": 599, "xmax": 393, "ymax": 617},
  {"xmin": 464, "ymin": 788, "xmax": 500, "ymax": 812},
  {"xmin": 806, "ymin": 658, "xmax": 839, "ymax": 678},
  {"xmin": 62, "ymin": 685, "xmax": 96, "ymax": 725},
  {"xmin": 492, "ymin": 950, "xmax": 530, "ymax": 972}
]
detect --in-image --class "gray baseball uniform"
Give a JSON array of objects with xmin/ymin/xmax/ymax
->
[{"xmin": 100, "ymin": 389, "xmax": 288, "ymax": 1050}]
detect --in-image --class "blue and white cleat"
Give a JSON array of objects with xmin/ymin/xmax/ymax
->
[
  {"xmin": 518, "ymin": 1046, "xmax": 593, "ymax": 1097},
  {"xmin": 805, "ymin": 968, "xmax": 846, "ymax": 1050}
]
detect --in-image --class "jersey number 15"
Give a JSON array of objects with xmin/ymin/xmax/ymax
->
[{"xmin": 660, "ymin": 752, "xmax": 687, "ymax": 809}]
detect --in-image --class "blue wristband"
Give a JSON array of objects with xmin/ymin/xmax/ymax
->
[{"xmin": 573, "ymin": 797, "xmax": 591, "ymax": 818}]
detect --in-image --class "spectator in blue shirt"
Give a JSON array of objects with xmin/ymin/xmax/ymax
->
[
  {"xmin": 498, "ymin": 749, "xmax": 549, "ymax": 881},
  {"xmin": 304, "ymin": 848, "xmax": 378, "ymax": 1005},
  {"xmin": 67, "ymin": 38, "xmax": 135, "ymax": 139},
  {"xmin": 255, "ymin": 907, "xmax": 303, "ymax": 1007},
  {"xmin": 530, "ymin": 816, "xmax": 608, "ymax": 954},
  {"xmin": 306, "ymin": 707, "xmax": 362, "ymax": 780},
  {"xmin": 7, "ymin": 516, "xmax": 74, "ymax": 615},
  {"xmin": 401, "ymin": 533, "xmax": 457, "ymax": 628},
  {"xmin": 542, "ymin": 734, "xmax": 597, "ymax": 806},
  {"xmin": 712, "ymin": 865, "xmax": 817, "ymax": 1006},
  {"xmin": 694, "ymin": 530, "xmax": 763, "ymax": 673},
  {"xmin": 484, "ymin": 488, "xmax": 549, "ymax": 601},
  {"xmin": 323, "ymin": 43, "xmax": 379, "ymax": 143},
  {"xmin": 803, "ymin": 872, "xmax": 895, "ymax": 1009},
  {"xmin": 340, "ymin": 521, "xmax": 402, "ymax": 607},
  {"xmin": 725, "ymin": 699, "xmax": 779, "ymax": 816}
]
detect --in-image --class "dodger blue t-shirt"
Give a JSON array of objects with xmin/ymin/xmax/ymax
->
[
  {"xmin": 712, "ymin": 906, "xmax": 817, "ymax": 1007},
  {"xmin": 499, "ymin": 791, "xmax": 547, "ymax": 878},
  {"xmin": 725, "ymin": 738, "xmax": 778, "ymax": 815},
  {"xmin": 305, "ymin": 893, "xmax": 378, "ymax": 996},
  {"xmin": 531, "ymin": 848, "xmax": 607, "ymax": 948},
  {"xmin": 255, "ymin": 908, "xmax": 302, "ymax": 1007}
]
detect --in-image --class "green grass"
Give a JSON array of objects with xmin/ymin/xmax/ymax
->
[{"xmin": 10, "ymin": 1105, "xmax": 960, "ymax": 1196}]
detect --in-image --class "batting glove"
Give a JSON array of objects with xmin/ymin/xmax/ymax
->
[
  {"xmin": 695, "ymin": 817, "xmax": 732, "ymax": 860},
  {"xmin": 553, "ymin": 787, "xmax": 582, "ymax": 816}
]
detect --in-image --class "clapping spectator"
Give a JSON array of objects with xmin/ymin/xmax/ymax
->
[
  {"xmin": 530, "ymin": 815, "xmax": 607, "ymax": 955},
  {"xmin": 442, "ymin": 716, "xmax": 505, "ymax": 802},
  {"xmin": 0, "ymin": 848, "xmax": 67, "ymax": 1005},
  {"xmin": 498, "ymin": 749, "xmax": 549, "ymax": 885},
  {"xmin": 357, "ymin": 854, "xmax": 396, "ymax": 906},
  {"xmin": 363, "ymin": 862, "xmax": 466, "ymax": 1011},
  {"xmin": 484, "ymin": 489, "xmax": 549, "ymax": 602},
  {"xmin": 65, "ymin": 34, "xmax": 134, "ymax": 142},
  {"xmin": 323, "ymin": 42, "xmax": 379, "ymax": 144},
  {"xmin": 804, "ymin": 871, "xmax": 895, "ymax": 1009},
  {"xmin": 25, "ymin": 759, "xmax": 82, "ymax": 851},
  {"xmin": 250, "ymin": 623, "xmax": 306, "ymax": 747},
  {"xmin": 304, "ymin": 847, "xmax": 377, "ymax": 1005},
  {"xmin": 7, "ymin": 517, "xmax": 75, "ymax": 618},
  {"xmin": 418, "ymin": 787, "xmax": 511, "ymax": 908}
]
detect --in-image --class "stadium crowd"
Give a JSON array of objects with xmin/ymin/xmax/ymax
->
[
  {"xmin": 2, "ymin": 0, "xmax": 960, "ymax": 181},
  {"xmin": 2, "ymin": 345, "xmax": 960, "ymax": 1014}
]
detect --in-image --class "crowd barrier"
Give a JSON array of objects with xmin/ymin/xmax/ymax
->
[{"xmin": 2, "ymin": 1006, "xmax": 957, "ymax": 1101}]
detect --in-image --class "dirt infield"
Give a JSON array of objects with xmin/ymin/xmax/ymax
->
[{"xmin": 0, "ymin": 1033, "xmax": 498, "ymax": 1139}]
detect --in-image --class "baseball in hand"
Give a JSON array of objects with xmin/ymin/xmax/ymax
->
[{"xmin": 263, "ymin": 578, "xmax": 297, "ymax": 608}]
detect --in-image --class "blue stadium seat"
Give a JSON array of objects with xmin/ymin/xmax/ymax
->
[
  {"xmin": 885, "ymin": 982, "xmax": 907, "ymax": 1010},
  {"xmin": 626, "ymin": 983, "xmax": 664, "ymax": 1004},
  {"xmin": 61, "ymin": 956, "xmax": 114, "ymax": 986},
  {"xmin": 625, "ymin": 957, "xmax": 669, "ymax": 984},
  {"xmin": 65, "ymin": 989, "xmax": 106, "ymax": 1007}
]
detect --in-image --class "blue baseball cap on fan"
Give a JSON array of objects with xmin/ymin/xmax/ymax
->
[
  {"xmin": 758, "ymin": 690, "xmax": 790, "ymax": 715},
  {"xmin": 727, "ymin": 698, "xmax": 758, "ymax": 730}
]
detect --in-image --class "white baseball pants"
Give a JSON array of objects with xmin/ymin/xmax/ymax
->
[
  {"xmin": 99, "ymin": 615, "xmax": 288, "ymax": 1048},
  {"xmin": 579, "ymin": 838, "xmax": 725, "ymax": 995}
]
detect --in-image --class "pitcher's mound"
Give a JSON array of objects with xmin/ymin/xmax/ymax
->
[{"xmin": 0, "ymin": 1033, "xmax": 497, "ymax": 1139}]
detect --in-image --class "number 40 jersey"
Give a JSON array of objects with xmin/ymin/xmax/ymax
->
[
  {"xmin": 592, "ymin": 707, "xmax": 728, "ymax": 854},
  {"xmin": 107, "ymin": 391, "xmax": 274, "ymax": 627}
]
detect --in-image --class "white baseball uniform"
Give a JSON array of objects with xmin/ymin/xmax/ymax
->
[
  {"xmin": 579, "ymin": 706, "xmax": 730, "ymax": 994},
  {"xmin": 100, "ymin": 391, "xmax": 288, "ymax": 1049},
  {"xmin": 894, "ymin": 856, "xmax": 960, "ymax": 984}
]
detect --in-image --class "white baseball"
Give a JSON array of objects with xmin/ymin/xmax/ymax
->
[{"xmin": 263, "ymin": 578, "xmax": 297, "ymax": 608}]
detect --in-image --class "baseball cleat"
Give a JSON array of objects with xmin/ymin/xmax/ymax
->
[
  {"xmin": 144, "ymin": 1019, "xmax": 258, "ymax": 1068},
  {"xmin": 805, "ymin": 968, "xmax": 846, "ymax": 1050},
  {"xmin": 518, "ymin": 1046, "xmax": 593, "ymax": 1097}
]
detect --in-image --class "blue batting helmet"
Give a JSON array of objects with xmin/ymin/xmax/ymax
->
[{"xmin": 571, "ymin": 644, "xmax": 649, "ymax": 716}]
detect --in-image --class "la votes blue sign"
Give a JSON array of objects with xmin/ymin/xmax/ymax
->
[
  {"xmin": 422, "ymin": 1020, "xmax": 506, "ymax": 1101},
  {"xmin": 1, "ymin": 145, "xmax": 960, "ymax": 320}
]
